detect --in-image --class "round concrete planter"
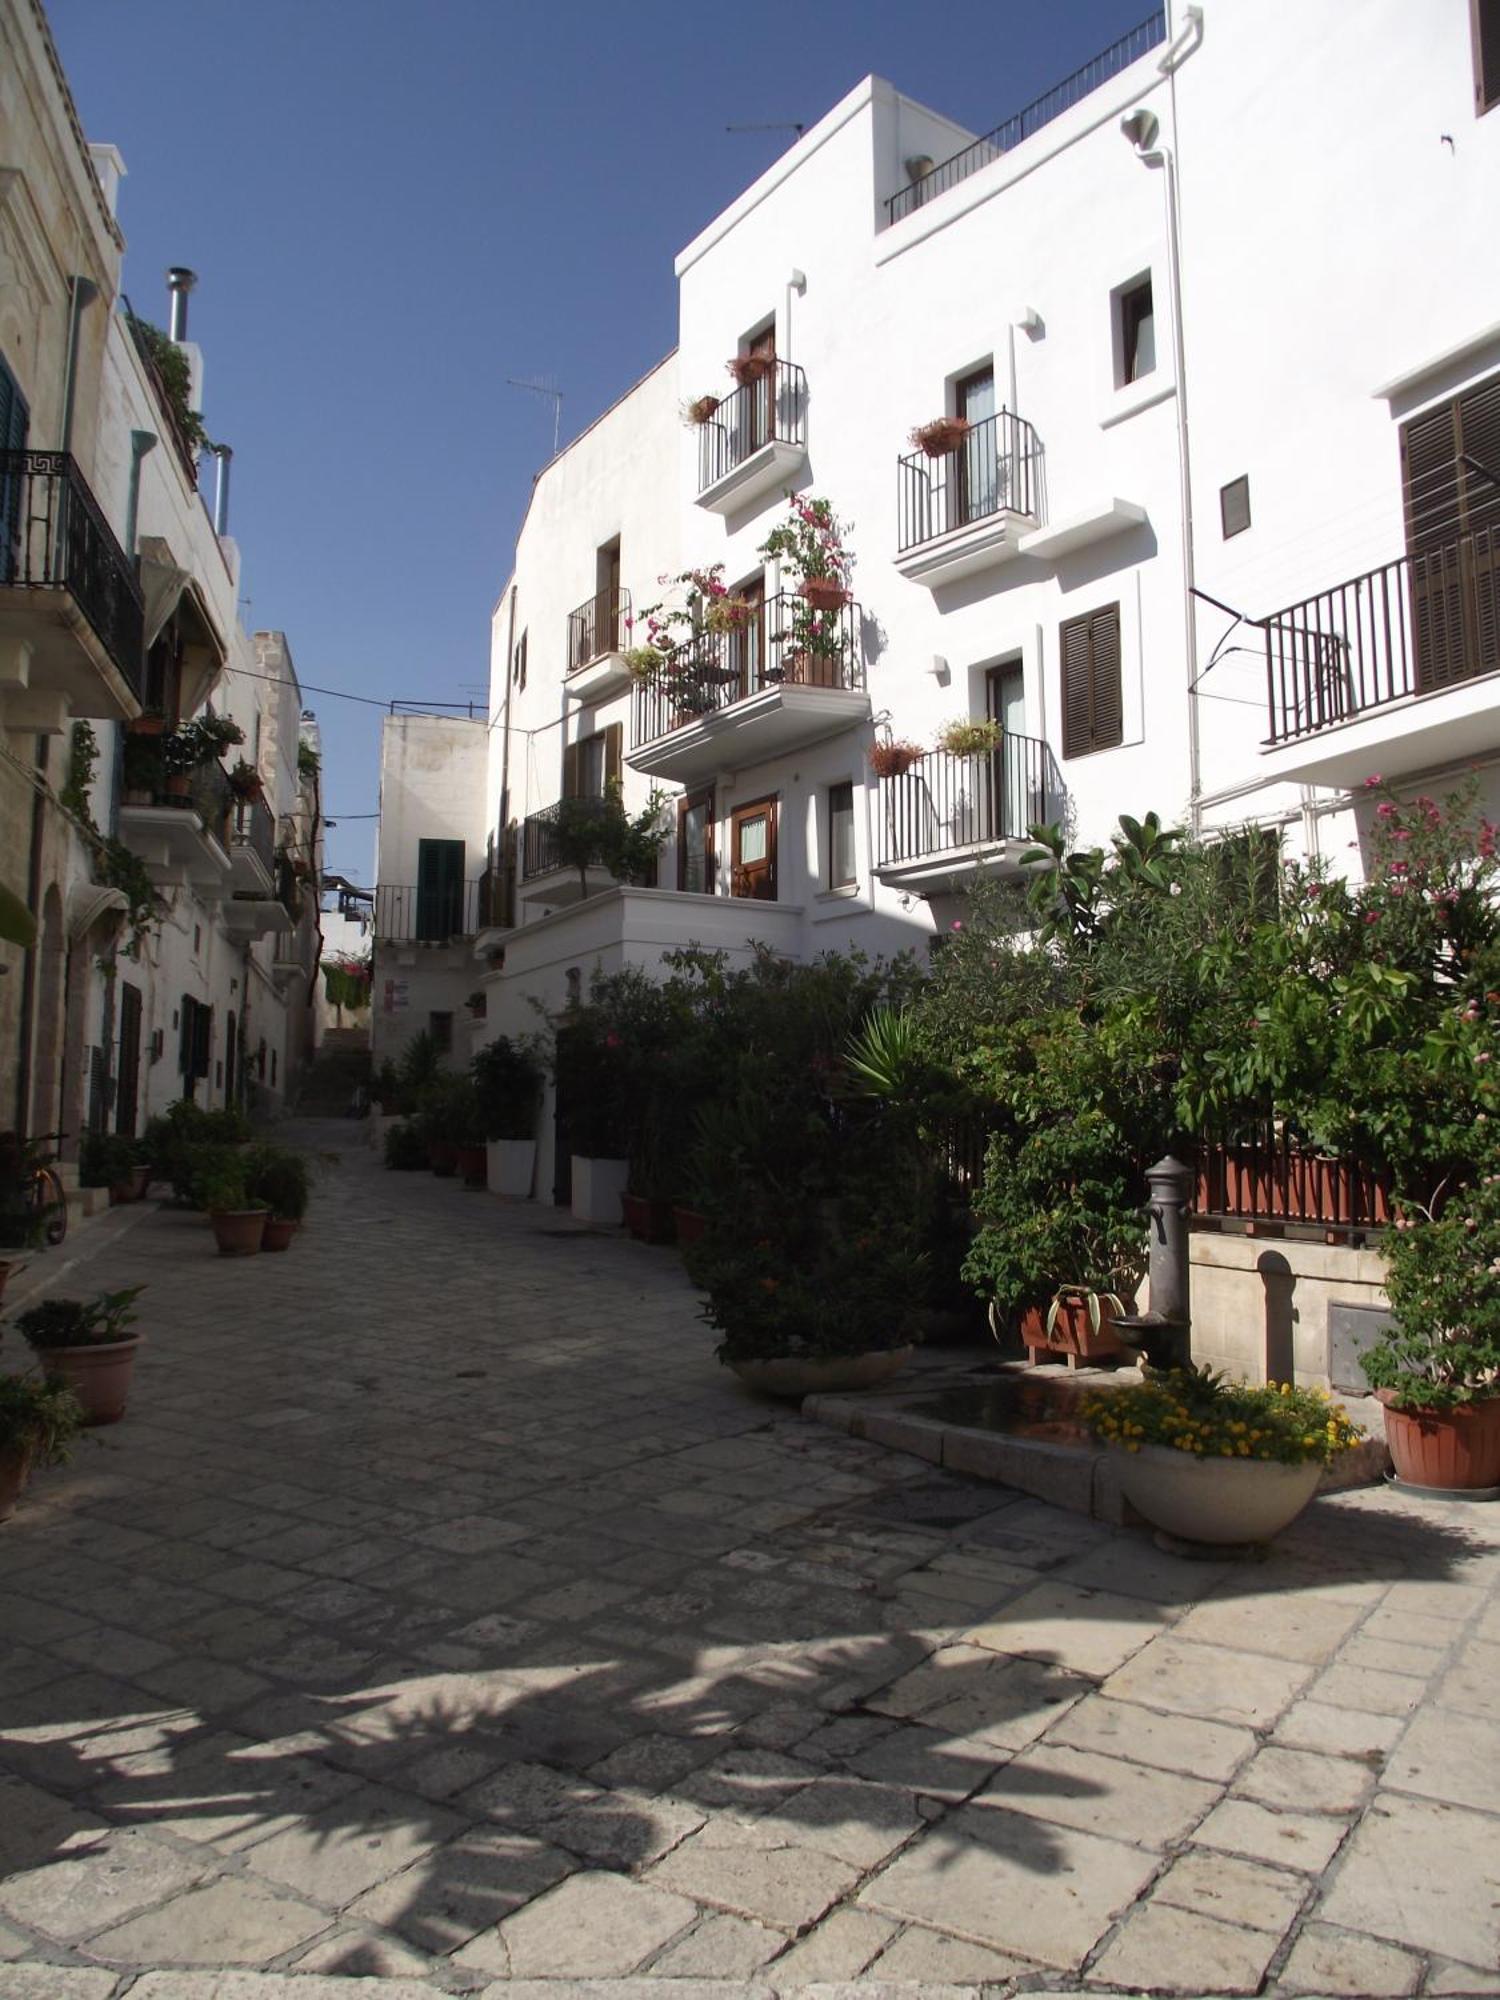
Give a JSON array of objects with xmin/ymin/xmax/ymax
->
[
  {"xmin": 39, "ymin": 1337, "xmax": 142, "ymax": 1427},
  {"xmin": 1111, "ymin": 1443, "xmax": 1322, "ymax": 1546},
  {"xmin": 210, "ymin": 1208, "xmax": 267, "ymax": 1256},
  {"xmin": 728, "ymin": 1345, "xmax": 914, "ymax": 1400}
]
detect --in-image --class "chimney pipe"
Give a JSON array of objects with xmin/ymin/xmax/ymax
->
[
  {"xmin": 165, "ymin": 266, "xmax": 197, "ymax": 341},
  {"xmin": 213, "ymin": 445, "xmax": 233, "ymax": 536}
]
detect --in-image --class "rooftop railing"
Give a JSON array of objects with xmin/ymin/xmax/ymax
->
[
  {"xmin": 897, "ymin": 409, "xmax": 1042, "ymax": 554},
  {"xmin": 696, "ymin": 359, "xmax": 807, "ymax": 494},
  {"xmin": 0, "ymin": 449, "xmax": 145, "ymax": 694}
]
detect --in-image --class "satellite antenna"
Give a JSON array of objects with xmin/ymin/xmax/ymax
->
[
  {"xmin": 726, "ymin": 121, "xmax": 805, "ymax": 136},
  {"xmin": 508, "ymin": 375, "xmax": 563, "ymax": 457}
]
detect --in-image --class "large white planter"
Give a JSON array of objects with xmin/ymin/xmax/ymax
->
[
  {"xmin": 1112, "ymin": 1443, "xmax": 1322, "ymax": 1546},
  {"xmin": 728, "ymin": 1346, "xmax": 914, "ymax": 1399},
  {"xmin": 487, "ymin": 1139, "xmax": 536, "ymax": 1200},
  {"xmin": 571, "ymin": 1155, "xmax": 628, "ymax": 1227}
]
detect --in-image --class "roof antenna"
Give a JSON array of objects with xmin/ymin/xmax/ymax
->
[
  {"xmin": 726, "ymin": 122, "xmax": 805, "ymax": 136},
  {"xmin": 507, "ymin": 375, "xmax": 563, "ymax": 457}
]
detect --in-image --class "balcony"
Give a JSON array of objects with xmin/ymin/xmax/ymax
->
[
  {"xmin": 374, "ymin": 878, "xmax": 486, "ymax": 945},
  {"xmin": 628, "ymin": 590, "xmax": 870, "ymax": 784},
  {"xmin": 501, "ymin": 884, "xmax": 806, "ymax": 978},
  {"xmin": 1260, "ymin": 529, "xmax": 1500, "ymax": 787},
  {"xmin": 875, "ymin": 734, "xmax": 1054, "ymax": 896},
  {"xmin": 695, "ymin": 360, "xmax": 808, "ymax": 515},
  {"xmin": 564, "ymin": 587, "xmax": 633, "ymax": 702},
  {"xmin": 228, "ymin": 792, "xmax": 275, "ymax": 894},
  {"xmin": 117, "ymin": 756, "xmax": 234, "ymax": 896},
  {"xmin": 0, "ymin": 450, "xmax": 145, "ymax": 722},
  {"xmin": 895, "ymin": 411, "xmax": 1043, "ymax": 588},
  {"xmin": 519, "ymin": 797, "xmax": 617, "ymax": 906}
]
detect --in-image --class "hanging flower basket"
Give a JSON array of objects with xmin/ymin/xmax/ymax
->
[
  {"xmin": 727, "ymin": 352, "xmax": 776, "ymax": 386},
  {"xmin": 868, "ymin": 740, "xmax": 925, "ymax": 780},
  {"xmin": 937, "ymin": 718, "xmax": 1004, "ymax": 759},
  {"xmin": 800, "ymin": 576, "xmax": 850, "ymax": 611},
  {"xmin": 683, "ymin": 394, "xmax": 721, "ymax": 426},
  {"xmin": 909, "ymin": 416, "xmax": 973, "ymax": 457}
]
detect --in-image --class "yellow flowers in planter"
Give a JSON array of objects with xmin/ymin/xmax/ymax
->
[{"xmin": 1084, "ymin": 1368, "xmax": 1362, "ymax": 1465}]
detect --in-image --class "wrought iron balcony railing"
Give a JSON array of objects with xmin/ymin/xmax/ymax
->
[
  {"xmin": 521, "ymin": 796, "xmax": 611, "ymax": 879},
  {"xmin": 885, "ymin": 9, "xmax": 1167, "ymax": 225},
  {"xmin": 373, "ymin": 878, "xmax": 484, "ymax": 943},
  {"xmin": 0, "ymin": 449, "xmax": 145, "ymax": 694},
  {"xmin": 231, "ymin": 792, "xmax": 276, "ymax": 878},
  {"xmin": 697, "ymin": 360, "xmax": 806, "ymax": 495},
  {"xmin": 877, "ymin": 734, "xmax": 1050, "ymax": 868},
  {"xmin": 1264, "ymin": 528, "xmax": 1500, "ymax": 745},
  {"xmin": 631, "ymin": 589, "xmax": 864, "ymax": 747},
  {"xmin": 897, "ymin": 410, "xmax": 1042, "ymax": 553},
  {"xmin": 567, "ymin": 587, "xmax": 631, "ymax": 672}
]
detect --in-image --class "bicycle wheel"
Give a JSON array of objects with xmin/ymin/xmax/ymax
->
[{"xmin": 38, "ymin": 1166, "xmax": 68, "ymax": 1246}]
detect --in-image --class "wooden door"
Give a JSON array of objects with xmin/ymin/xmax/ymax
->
[
  {"xmin": 678, "ymin": 787, "xmax": 715, "ymax": 893},
  {"xmin": 730, "ymin": 795, "xmax": 777, "ymax": 901},
  {"xmin": 731, "ymin": 575, "xmax": 765, "ymax": 698},
  {"xmin": 743, "ymin": 324, "xmax": 777, "ymax": 455},
  {"xmin": 985, "ymin": 664, "xmax": 1026, "ymax": 838}
]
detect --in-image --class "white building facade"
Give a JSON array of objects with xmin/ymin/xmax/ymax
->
[{"xmin": 372, "ymin": 0, "xmax": 1500, "ymax": 1198}]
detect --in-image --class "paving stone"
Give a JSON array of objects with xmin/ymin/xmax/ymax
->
[
  {"xmin": 1102, "ymin": 1635, "xmax": 1313, "ymax": 1729},
  {"xmin": 0, "ymin": 1972, "xmax": 119, "ymax": 1998},
  {"xmin": 858, "ymin": 1811, "xmax": 1156, "ymax": 1969},
  {"xmin": 844, "ymin": 1723, "xmax": 1005, "ymax": 1801},
  {"xmin": 1337, "ymin": 1633, "xmax": 1452, "ymax": 1678},
  {"xmin": 1310, "ymin": 1661, "xmax": 1427, "ymax": 1717},
  {"xmin": 456, "ymin": 1760, "xmax": 602, "ymax": 1829},
  {"xmin": 647, "ymin": 1819, "xmax": 861, "ymax": 1931},
  {"xmin": 1152, "ymin": 1847, "xmax": 1307, "ymax": 1934},
  {"xmin": 644, "ymin": 1911, "xmax": 787, "ymax": 1977},
  {"xmin": 1328, "ymin": 1792, "xmax": 1500, "ymax": 1960},
  {"xmin": 1272, "ymin": 1698, "xmax": 1406, "ymax": 1760},
  {"xmin": 1426, "ymin": 1958, "xmax": 1500, "ymax": 1996},
  {"xmin": 1090, "ymin": 1901, "xmax": 1280, "ymax": 1993},
  {"xmin": 244, "ymin": 1786, "xmax": 462, "ymax": 1907},
  {"xmin": 1277, "ymin": 1921, "xmax": 1422, "ymax": 1995},
  {"xmin": 1045, "ymin": 1690, "xmax": 1256, "ymax": 1781},
  {"xmin": 290, "ymin": 1924, "xmax": 440, "ymax": 1977},
  {"xmin": 971, "ymin": 1741, "xmax": 1218, "ymax": 1847},
  {"xmin": 126, "ymin": 1976, "xmax": 450, "ymax": 1999},
  {"xmin": 748, "ymin": 1773, "xmax": 923, "ymax": 1869},
  {"xmin": 0, "ymin": 1823, "xmax": 212, "ymax": 1942},
  {"xmin": 1172, "ymin": 1589, "xmax": 1363, "ymax": 1664},
  {"xmin": 1232, "ymin": 1744, "xmax": 1376, "ymax": 1815},
  {"xmin": 82, "ymin": 1871, "xmax": 333, "ymax": 1963},
  {"xmin": 866, "ymin": 1922, "xmax": 1036, "ymax": 1981},
  {"xmin": 346, "ymin": 1825, "xmax": 574, "ymax": 1951},
  {"xmin": 1057, "ymin": 1538, "xmax": 1236, "ymax": 1605},
  {"xmin": 549, "ymin": 1789, "xmax": 706, "ymax": 1868},
  {"xmin": 762, "ymin": 1906, "xmax": 898, "ymax": 1980},
  {"xmin": 453, "ymin": 1868, "xmax": 700, "ymax": 1977},
  {"xmin": 1434, "ymin": 1638, "xmax": 1500, "ymax": 1723},
  {"xmin": 1194, "ymin": 1797, "xmax": 1351, "ymax": 1873},
  {"xmin": 874, "ymin": 1648, "xmax": 1092, "ymax": 1750},
  {"xmin": 961, "ymin": 1578, "xmax": 1169, "ymax": 1677}
]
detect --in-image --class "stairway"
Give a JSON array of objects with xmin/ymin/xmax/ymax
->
[{"xmin": 294, "ymin": 1036, "xmax": 374, "ymax": 1116}]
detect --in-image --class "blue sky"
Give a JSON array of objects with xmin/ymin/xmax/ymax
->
[{"xmin": 51, "ymin": 0, "xmax": 1150, "ymax": 881}]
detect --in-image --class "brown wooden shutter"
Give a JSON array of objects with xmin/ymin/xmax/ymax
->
[
  {"xmin": 604, "ymin": 722, "xmax": 623, "ymax": 788},
  {"xmin": 1061, "ymin": 614, "xmax": 1092, "ymax": 759},
  {"xmin": 1403, "ymin": 371, "xmax": 1500, "ymax": 689},
  {"xmin": 1476, "ymin": 0, "xmax": 1500, "ymax": 112},
  {"xmin": 1089, "ymin": 605, "xmax": 1123, "ymax": 749},
  {"xmin": 1060, "ymin": 604, "xmax": 1121, "ymax": 758},
  {"xmin": 561, "ymin": 740, "xmax": 582, "ymax": 799}
]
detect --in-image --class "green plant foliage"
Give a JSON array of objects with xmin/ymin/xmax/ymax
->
[
  {"xmin": 1083, "ymin": 1369, "xmax": 1363, "ymax": 1465},
  {"xmin": 1364, "ymin": 1160, "xmax": 1500, "ymax": 1409},
  {"xmin": 142, "ymin": 1100, "xmax": 250, "ymax": 1203},
  {"xmin": 936, "ymin": 717, "xmax": 1003, "ymax": 759},
  {"xmin": 16, "ymin": 1285, "xmax": 145, "ymax": 1351},
  {"xmin": 471, "ymin": 1036, "xmax": 545, "ymax": 1143},
  {"xmin": 61, "ymin": 720, "xmax": 99, "ymax": 826},
  {"xmin": 297, "ymin": 739, "xmax": 320, "ymax": 778},
  {"xmin": 551, "ymin": 782, "xmax": 670, "ymax": 901},
  {"xmin": 415, "ymin": 1074, "xmax": 484, "ymax": 1147},
  {"xmin": 322, "ymin": 955, "xmax": 372, "ymax": 1013},
  {"xmin": 757, "ymin": 494, "xmax": 853, "ymax": 590},
  {"xmin": 79, "ymin": 1132, "xmax": 142, "ymax": 1188},
  {"xmin": 126, "ymin": 313, "xmax": 211, "ymax": 455},
  {"xmin": 0, "ymin": 1374, "xmax": 84, "ymax": 1464},
  {"xmin": 96, "ymin": 838, "xmax": 163, "ymax": 951},
  {"xmin": 383, "ymin": 1121, "xmax": 429, "ymax": 1171},
  {"xmin": 243, "ymin": 1144, "xmax": 311, "ymax": 1221}
]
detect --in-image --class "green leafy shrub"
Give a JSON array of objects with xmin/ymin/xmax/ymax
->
[
  {"xmin": 384, "ymin": 1122, "xmax": 428, "ymax": 1171},
  {"xmin": 472, "ymin": 1037, "xmax": 544, "ymax": 1143},
  {"xmin": 143, "ymin": 1101, "xmax": 250, "ymax": 1201},
  {"xmin": 15, "ymin": 1286, "xmax": 145, "ymax": 1351},
  {"xmin": 1362, "ymin": 1170, "xmax": 1500, "ymax": 1409},
  {"xmin": 0, "ymin": 1375, "xmax": 84, "ymax": 1465},
  {"xmin": 79, "ymin": 1133, "xmax": 142, "ymax": 1189},
  {"xmin": 243, "ymin": 1144, "xmax": 311, "ymax": 1221}
]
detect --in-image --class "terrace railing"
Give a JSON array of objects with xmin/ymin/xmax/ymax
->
[
  {"xmin": 230, "ymin": 791, "xmax": 276, "ymax": 877},
  {"xmin": 1194, "ymin": 1128, "xmax": 1393, "ymax": 1238},
  {"xmin": 521, "ymin": 796, "xmax": 610, "ymax": 879},
  {"xmin": 0, "ymin": 449, "xmax": 145, "ymax": 694},
  {"xmin": 566, "ymin": 587, "xmax": 631, "ymax": 671},
  {"xmin": 697, "ymin": 360, "xmax": 807, "ymax": 494},
  {"xmin": 878, "ymin": 735, "xmax": 1049, "ymax": 866},
  {"xmin": 631, "ymin": 589, "xmax": 864, "ymax": 747},
  {"xmin": 373, "ymin": 878, "xmax": 484, "ymax": 943},
  {"xmin": 897, "ymin": 410, "xmax": 1042, "ymax": 553}
]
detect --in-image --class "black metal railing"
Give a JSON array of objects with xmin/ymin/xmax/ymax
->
[
  {"xmin": 697, "ymin": 360, "xmax": 807, "ymax": 494},
  {"xmin": 0, "ymin": 450, "xmax": 145, "ymax": 693},
  {"xmin": 184, "ymin": 757, "xmax": 233, "ymax": 844},
  {"xmin": 897, "ymin": 410, "xmax": 1042, "ymax": 553},
  {"xmin": 877, "ymin": 735, "xmax": 1049, "ymax": 867},
  {"xmin": 373, "ymin": 878, "xmax": 484, "ymax": 943},
  {"xmin": 231, "ymin": 792, "xmax": 275, "ymax": 878},
  {"xmin": 567, "ymin": 587, "xmax": 632, "ymax": 672},
  {"xmin": 1264, "ymin": 529, "xmax": 1500, "ymax": 745},
  {"xmin": 885, "ymin": 10, "xmax": 1167, "ymax": 225},
  {"xmin": 632, "ymin": 589, "xmax": 864, "ymax": 747},
  {"xmin": 521, "ymin": 796, "xmax": 610, "ymax": 878}
]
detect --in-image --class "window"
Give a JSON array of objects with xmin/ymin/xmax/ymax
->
[
  {"xmin": 430, "ymin": 1011, "xmax": 453, "ymax": 1055},
  {"xmin": 1476, "ymin": 0, "xmax": 1500, "ymax": 113},
  {"xmin": 512, "ymin": 629, "xmax": 528, "ymax": 690},
  {"xmin": 1060, "ymin": 604, "xmax": 1123, "ymax": 758},
  {"xmin": 1115, "ymin": 276, "xmax": 1156, "ymax": 387},
  {"xmin": 0, "ymin": 352, "xmax": 30, "ymax": 582},
  {"xmin": 1220, "ymin": 476, "xmax": 1252, "ymax": 539},
  {"xmin": 415, "ymin": 837, "xmax": 466, "ymax": 940},
  {"xmin": 179, "ymin": 996, "xmax": 211, "ymax": 1089},
  {"xmin": 953, "ymin": 365, "xmax": 998, "ymax": 523},
  {"xmin": 828, "ymin": 782, "xmax": 856, "ymax": 889},
  {"xmin": 678, "ymin": 787, "xmax": 714, "ymax": 894},
  {"xmin": 563, "ymin": 723, "xmax": 622, "ymax": 801}
]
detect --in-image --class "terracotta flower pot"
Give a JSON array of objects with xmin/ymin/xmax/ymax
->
[
  {"xmin": 727, "ymin": 352, "xmax": 775, "ymax": 385},
  {"xmin": 162, "ymin": 773, "xmax": 192, "ymax": 800},
  {"xmin": 1377, "ymin": 1394, "xmax": 1500, "ymax": 1493},
  {"xmin": 429, "ymin": 1140, "xmax": 458, "ymax": 1177},
  {"xmin": 210, "ymin": 1208, "xmax": 267, "ymax": 1256},
  {"xmin": 1039, "ymin": 1295, "xmax": 1127, "ymax": 1365},
  {"xmin": 39, "ymin": 1337, "xmax": 142, "ymax": 1427},
  {"xmin": 1111, "ymin": 1444, "xmax": 1323, "ymax": 1546},
  {"xmin": 673, "ymin": 1205, "xmax": 707, "ymax": 1247},
  {"xmin": 455, "ymin": 1144, "xmax": 489, "ymax": 1188},
  {"xmin": 261, "ymin": 1217, "xmax": 299, "ymax": 1252},
  {"xmin": 0, "ymin": 1447, "xmax": 31, "ymax": 1523},
  {"xmin": 799, "ymin": 577, "xmax": 850, "ymax": 611},
  {"xmin": 912, "ymin": 417, "xmax": 972, "ymax": 457},
  {"xmin": 621, "ymin": 1193, "xmax": 677, "ymax": 1244}
]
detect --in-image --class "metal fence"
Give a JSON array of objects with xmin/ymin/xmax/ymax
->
[
  {"xmin": 0, "ymin": 449, "xmax": 145, "ymax": 694},
  {"xmin": 1194, "ymin": 1130, "xmax": 1393, "ymax": 1237},
  {"xmin": 897, "ymin": 410, "xmax": 1042, "ymax": 553},
  {"xmin": 696, "ymin": 360, "xmax": 807, "ymax": 493}
]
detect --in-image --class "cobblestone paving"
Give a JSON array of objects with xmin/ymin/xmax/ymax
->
[{"xmin": 1, "ymin": 1122, "xmax": 1498, "ymax": 1998}]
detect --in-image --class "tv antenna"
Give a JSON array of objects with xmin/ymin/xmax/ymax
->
[
  {"xmin": 726, "ymin": 121, "xmax": 805, "ymax": 137},
  {"xmin": 507, "ymin": 375, "xmax": 563, "ymax": 457}
]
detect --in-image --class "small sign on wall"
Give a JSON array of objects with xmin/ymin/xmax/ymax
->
[{"xmin": 382, "ymin": 978, "xmax": 410, "ymax": 1014}]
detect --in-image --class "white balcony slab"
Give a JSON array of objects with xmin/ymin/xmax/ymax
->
[
  {"xmin": 895, "ymin": 509, "xmax": 1033, "ymax": 590},
  {"xmin": 1018, "ymin": 498, "xmax": 1147, "ymax": 562},
  {"xmin": 117, "ymin": 804, "xmax": 231, "ymax": 895},
  {"xmin": 877, "ymin": 839, "xmax": 1039, "ymax": 898},
  {"xmin": 563, "ymin": 651, "xmax": 635, "ymax": 703},
  {"xmin": 499, "ymin": 885, "xmax": 806, "ymax": 985},
  {"xmin": 697, "ymin": 436, "xmax": 807, "ymax": 516},
  {"xmin": 0, "ymin": 589, "xmax": 142, "ymax": 721},
  {"xmin": 228, "ymin": 844, "xmax": 274, "ymax": 896},
  {"xmin": 221, "ymin": 896, "xmax": 293, "ymax": 939},
  {"xmin": 1258, "ymin": 668, "xmax": 1500, "ymax": 790},
  {"xmin": 627, "ymin": 683, "xmax": 869, "ymax": 784}
]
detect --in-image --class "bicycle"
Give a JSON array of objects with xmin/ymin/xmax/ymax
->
[{"xmin": 0, "ymin": 1131, "xmax": 69, "ymax": 1247}]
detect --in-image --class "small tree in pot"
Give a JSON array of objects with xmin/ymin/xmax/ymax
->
[
  {"xmin": 14, "ymin": 1285, "xmax": 147, "ymax": 1426},
  {"xmin": 0, "ymin": 1375, "xmax": 83, "ymax": 1521},
  {"xmin": 243, "ymin": 1144, "xmax": 312, "ymax": 1251},
  {"xmin": 472, "ymin": 1036, "xmax": 545, "ymax": 1198},
  {"xmin": 198, "ymin": 1158, "xmax": 268, "ymax": 1256}
]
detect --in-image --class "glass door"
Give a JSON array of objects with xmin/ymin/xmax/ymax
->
[
  {"xmin": 678, "ymin": 788, "xmax": 715, "ymax": 894},
  {"xmin": 956, "ymin": 366, "xmax": 997, "ymax": 526},
  {"xmin": 986, "ymin": 664, "xmax": 1026, "ymax": 838}
]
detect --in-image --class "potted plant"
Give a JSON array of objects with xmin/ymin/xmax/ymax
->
[
  {"xmin": 868, "ymin": 740, "xmax": 925, "ymax": 780},
  {"xmin": 622, "ymin": 1092, "xmax": 678, "ymax": 1244},
  {"xmin": 465, "ymin": 989, "xmax": 487, "ymax": 1020},
  {"xmin": 727, "ymin": 351, "xmax": 775, "ymax": 385},
  {"xmin": 473, "ymin": 1037, "xmax": 545, "ymax": 1199},
  {"xmin": 1084, "ymin": 1368, "xmax": 1363, "ymax": 1546},
  {"xmin": 121, "ymin": 731, "xmax": 163, "ymax": 804},
  {"xmin": 243, "ymin": 1144, "xmax": 311, "ymax": 1251},
  {"xmin": 909, "ymin": 415, "xmax": 973, "ymax": 457},
  {"xmin": 758, "ymin": 495, "xmax": 853, "ymax": 610},
  {"xmin": 198, "ymin": 1158, "xmax": 268, "ymax": 1255},
  {"xmin": 14, "ymin": 1285, "xmax": 147, "ymax": 1427},
  {"xmin": 1362, "ymin": 1186, "xmax": 1500, "ymax": 1493},
  {"xmin": 0, "ymin": 1374, "xmax": 83, "ymax": 1522},
  {"xmin": 682, "ymin": 394, "xmax": 721, "ymax": 425},
  {"xmin": 79, "ymin": 1133, "xmax": 149, "ymax": 1205},
  {"xmin": 227, "ymin": 758, "xmax": 263, "ymax": 801},
  {"xmin": 383, "ymin": 1121, "xmax": 428, "ymax": 1171},
  {"xmin": 937, "ymin": 717, "xmax": 1004, "ymax": 759}
]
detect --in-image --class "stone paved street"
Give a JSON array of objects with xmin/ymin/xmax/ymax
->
[{"xmin": 1, "ymin": 1123, "xmax": 1499, "ymax": 1998}]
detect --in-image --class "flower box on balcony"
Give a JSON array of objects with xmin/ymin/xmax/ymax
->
[
  {"xmin": 683, "ymin": 394, "xmax": 721, "ymax": 425},
  {"xmin": 727, "ymin": 353, "xmax": 775, "ymax": 385},
  {"xmin": 868, "ymin": 740, "xmax": 925, "ymax": 779},
  {"xmin": 909, "ymin": 416, "xmax": 972, "ymax": 457},
  {"xmin": 799, "ymin": 577, "xmax": 850, "ymax": 612}
]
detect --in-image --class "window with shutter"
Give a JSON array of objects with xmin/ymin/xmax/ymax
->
[
  {"xmin": 1402, "ymin": 369, "xmax": 1500, "ymax": 689},
  {"xmin": 0, "ymin": 351, "xmax": 30, "ymax": 585},
  {"xmin": 1059, "ymin": 604, "xmax": 1123, "ymax": 758},
  {"xmin": 1475, "ymin": 0, "xmax": 1500, "ymax": 113}
]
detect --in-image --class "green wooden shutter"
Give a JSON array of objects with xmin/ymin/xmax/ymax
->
[{"xmin": 416, "ymin": 838, "xmax": 465, "ymax": 940}]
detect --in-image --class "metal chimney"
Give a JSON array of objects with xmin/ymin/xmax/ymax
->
[
  {"xmin": 165, "ymin": 267, "xmax": 197, "ymax": 341},
  {"xmin": 213, "ymin": 445, "xmax": 233, "ymax": 535}
]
